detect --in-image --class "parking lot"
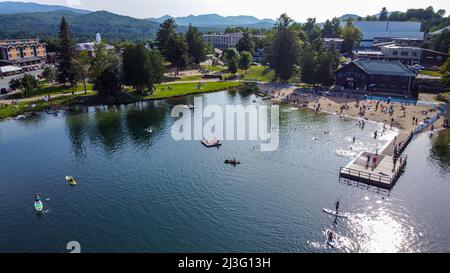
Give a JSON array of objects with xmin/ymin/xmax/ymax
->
[{"xmin": 0, "ymin": 69, "xmax": 43, "ymax": 90}]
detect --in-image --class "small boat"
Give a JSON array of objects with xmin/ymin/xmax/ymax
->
[
  {"xmin": 15, "ymin": 115, "xmax": 26, "ymax": 120},
  {"xmin": 201, "ymin": 139, "xmax": 221, "ymax": 147},
  {"xmin": 145, "ymin": 127, "xmax": 153, "ymax": 133},
  {"xmin": 225, "ymin": 159, "xmax": 241, "ymax": 165},
  {"xmin": 182, "ymin": 105, "xmax": 195, "ymax": 110},
  {"xmin": 65, "ymin": 176, "xmax": 77, "ymax": 186}
]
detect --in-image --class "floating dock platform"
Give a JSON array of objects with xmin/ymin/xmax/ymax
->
[
  {"xmin": 339, "ymin": 152, "xmax": 407, "ymax": 189},
  {"xmin": 201, "ymin": 140, "xmax": 222, "ymax": 147}
]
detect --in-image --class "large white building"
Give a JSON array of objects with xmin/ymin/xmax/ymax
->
[
  {"xmin": 348, "ymin": 21, "xmax": 425, "ymax": 48},
  {"xmin": 203, "ymin": 32, "xmax": 264, "ymax": 49}
]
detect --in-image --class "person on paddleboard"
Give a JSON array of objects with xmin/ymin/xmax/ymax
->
[{"xmin": 327, "ymin": 231, "xmax": 334, "ymax": 242}]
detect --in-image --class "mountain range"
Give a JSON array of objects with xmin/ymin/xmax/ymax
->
[
  {"xmin": 0, "ymin": 1, "xmax": 90, "ymax": 14},
  {"xmin": 147, "ymin": 14, "xmax": 276, "ymax": 28}
]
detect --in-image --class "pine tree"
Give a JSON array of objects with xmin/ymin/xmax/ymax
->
[
  {"xmin": 185, "ymin": 24, "xmax": 206, "ymax": 65},
  {"xmin": 57, "ymin": 17, "xmax": 76, "ymax": 85}
]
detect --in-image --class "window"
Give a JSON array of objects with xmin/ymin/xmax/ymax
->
[
  {"xmin": 412, "ymin": 52, "xmax": 417, "ymax": 57},
  {"xmin": 393, "ymin": 51, "xmax": 398, "ymax": 56},
  {"xmin": 400, "ymin": 51, "xmax": 409, "ymax": 56}
]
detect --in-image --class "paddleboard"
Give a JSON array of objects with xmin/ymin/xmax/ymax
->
[
  {"xmin": 35, "ymin": 200, "xmax": 43, "ymax": 212},
  {"xmin": 323, "ymin": 208, "xmax": 348, "ymax": 218}
]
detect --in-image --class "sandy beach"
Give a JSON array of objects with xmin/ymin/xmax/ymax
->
[{"xmin": 260, "ymin": 83, "xmax": 447, "ymax": 156}]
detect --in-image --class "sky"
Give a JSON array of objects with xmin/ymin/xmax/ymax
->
[{"xmin": 4, "ymin": 0, "xmax": 450, "ymax": 21}]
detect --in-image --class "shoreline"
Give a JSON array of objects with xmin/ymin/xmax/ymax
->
[{"xmin": 0, "ymin": 83, "xmax": 244, "ymax": 121}]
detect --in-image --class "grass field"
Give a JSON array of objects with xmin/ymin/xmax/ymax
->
[
  {"xmin": 7, "ymin": 82, "xmax": 93, "ymax": 99},
  {"xmin": 145, "ymin": 81, "xmax": 242, "ymax": 99},
  {"xmin": 0, "ymin": 93, "xmax": 90, "ymax": 119},
  {"xmin": 241, "ymin": 66, "xmax": 275, "ymax": 82}
]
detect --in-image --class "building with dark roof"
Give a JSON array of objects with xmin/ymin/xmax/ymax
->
[
  {"xmin": 0, "ymin": 38, "xmax": 46, "ymax": 67},
  {"xmin": 335, "ymin": 59, "xmax": 416, "ymax": 98}
]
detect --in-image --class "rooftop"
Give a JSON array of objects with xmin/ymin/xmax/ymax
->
[
  {"xmin": 353, "ymin": 59, "xmax": 415, "ymax": 77},
  {"xmin": 430, "ymin": 26, "xmax": 450, "ymax": 35},
  {"xmin": 74, "ymin": 42, "xmax": 114, "ymax": 52}
]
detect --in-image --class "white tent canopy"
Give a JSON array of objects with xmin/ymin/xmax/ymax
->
[{"xmin": 0, "ymin": 65, "xmax": 22, "ymax": 74}]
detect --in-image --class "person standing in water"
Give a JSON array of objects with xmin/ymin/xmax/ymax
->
[{"xmin": 335, "ymin": 199, "xmax": 340, "ymax": 214}]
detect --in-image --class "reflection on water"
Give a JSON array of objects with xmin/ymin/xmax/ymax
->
[
  {"xmin": 430, "ymin": 129, "xmax": 450, "ymax": 172},
  {"xmin": 0, "ymin": 91, "xmax": 449, "ymax": 253}
]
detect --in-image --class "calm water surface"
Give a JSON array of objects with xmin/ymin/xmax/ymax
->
[{"xmin": 0, "ymin": 90, "xmax": 449, "ymax": 253}]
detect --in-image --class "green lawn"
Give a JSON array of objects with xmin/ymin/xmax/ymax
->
[
  {"xmin": 145, "ymin": 81, "xmax": 242, "ymax": 99},
  {"xmin": 202, "ymin": 65, "xmax": 226, "ymax": 72},
  {"xmin": 436, "ymin": 92, "xmax": 450, "ymax": 102},
  {"xmin": 420, "ymin": 70, "xmax": 443, "ymax": 77},
  {"xmin": 8, "ymin": 82, "xmax": 93, "ymax": 99},
  {"xmin": 0, "ymin": 93, "xmax": 91, "ymax": 119},
  {"xmin": 241, "ymin": 66, "xmax": 275, "ymax": 82}
]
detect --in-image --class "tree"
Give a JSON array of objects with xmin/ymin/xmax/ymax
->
[
  {"xmin": 147, "ymin": 50, "xmax": 165, "ymax": 92},
  {"xmin": 224, "ymin": 48, "xmax": 240, "ymax": 63},
  {"xmin": 239, "ymin": 51, "xmax": 252, "ymax": 71},
  {"xmin": 21, "ymin": 74, "xmax": 40, "ymax": 97},
  {"xmin": 316, "ymin": 46, "xmax": 339, "ymax": 85},
  {"xmin": 379, "ymin": 7, "xmax": 389, "ymax": 21},
  {"xmin": 122, "ymin": 44, "xmax": 165, "ymax": 93},
  {"xmin": 9, "ymin": 78, "xmax": 22, "ymax": 91},
  {"xmin": 166, "ymin": 33, "xmax": 189, "ymax": 75},
  {"xmin": 90, "ymin": 42, "xmax": 122, "ymax": 96},
  {"xmin": 442, "ymin": 48, "xmax": 450, "ymax": 88},
  {"xmin": 42, "ymin": 66, "xmax": 56, "ymax": 83},
  {"xmin": 185, "ymin": 24, "xmax": 206, "ymax": 65},
  {"xmin": 72, "ymin": 51, "xmax": 91, "ymax": 94},
  {"xmin": 236, "ymin": 32, "xmax": 254, "ymax": 54},
  {"xmin": 340, "ymin": 19, "xmax": 362, "ymax": 54},
  {"xmin": 57, "ymin": 17, "xmax": 76, "ymax": 85},
  {"xmin": 431, "ymin": 29, "xmax": 450, "ymax": 53},
  {"xmin": 228, "ymin": 57, "xmax": 239, "ymax": 74},
  {"xmin": 94, "ymin": 60, "xmax": 122, "ymax": 97},
  {"xmin": 302, "ymin": 18, "xmax": 321, "ymax": 43},
  {"xmin": 123, "ymin": 44, "xmax": 152, "ymax": 93},
  {"xmin": 11, "ymin": 74, "xmax": 40, "ymax": 97},
  {"xmin": 321, "ymin": 17, "xmax": 341, "ymax": 38},
  {"xmin": 156, "ymin": 18, "xmax": 177, "ymax": 59},
  {"xmin": 265, "ymin": 13, "xmax": 301, "ymax": 82}
]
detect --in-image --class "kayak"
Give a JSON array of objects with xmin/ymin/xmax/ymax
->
[
  {"xmin": 224, "ymin": 159, "xmax": 241, "ymax": 165},
  {"xmin": 323, "ymin": 208, "xmax": 348, "ymax": 218},
  {"xmin": 65, "ymin": 176, "xmax": 77, "ymax": 186},
  {"xmin": 35, "ymin": 200, "xmax": 43, "ymax": 212}
]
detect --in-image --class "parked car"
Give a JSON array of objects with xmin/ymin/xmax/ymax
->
[{"xmin": 1, "ymin": 88, "xmax": 11, "ymax": 94}]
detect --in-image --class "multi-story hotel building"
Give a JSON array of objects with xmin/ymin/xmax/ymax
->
[
  {"xmin": 203, "ymin": 32, "xmax": 265, "ymax": 49},
  {"xmin": 0, "ymin": 38, "xmax": 47, "ymax": 67}
]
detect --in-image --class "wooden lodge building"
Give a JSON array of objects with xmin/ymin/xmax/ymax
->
[
  {"xmin": 0, "ymin": 38, "xmax": 47, "ymax": 67},
  {"xmin": 335, "ymin": 59, "xmax": 416, "ymax": 98}
]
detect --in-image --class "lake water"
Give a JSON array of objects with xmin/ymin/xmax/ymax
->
[{"xmin": 0, "ymin": 90, "xmax": 449, "ymax": 253}]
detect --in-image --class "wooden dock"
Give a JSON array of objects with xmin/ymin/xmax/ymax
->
[{"xmin": 339, "ymin": 152, "xmax": 407, "ymax": 189}]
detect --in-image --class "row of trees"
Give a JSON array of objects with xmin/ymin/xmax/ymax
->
[
  {"xmin": 156, "ymin": 19, "xmax": 206, "ymax": 74},
  {"xmin": 361, "ymin": 6, "xmax": 448, "ymax": 32},
  {"xmin": 54, "ymin": 17, "xmax": 166, "ymax": 97},
  {"xmin": 265, "ymin": 14, "xmax": 361, "ymax": 84}
]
